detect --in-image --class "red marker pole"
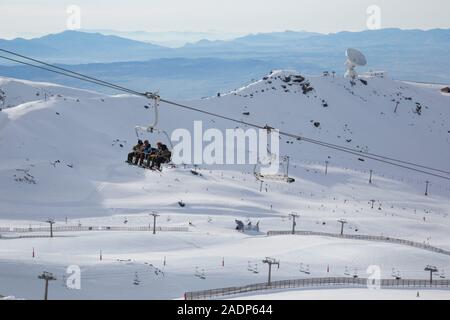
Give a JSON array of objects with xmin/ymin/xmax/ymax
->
[
  {"xmin": 222, "ymin": 257, "xmax": 225, "ymax": 267},
  {"xmin": 32, "ymin": 247, "xmax": 35, "ymax": 258},
  {"xmin": 100, "ymin": 250, "xmax": 102, "ymax": 261}
]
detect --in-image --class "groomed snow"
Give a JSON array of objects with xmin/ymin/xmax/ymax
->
[{"xmin": 0, "ymin": 72, "xmax": 449, "ymax": 299}]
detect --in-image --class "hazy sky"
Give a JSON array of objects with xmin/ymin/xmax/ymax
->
[{"xmin": 1, "ymin": 0, "xmax": 449, "ymax": 38}]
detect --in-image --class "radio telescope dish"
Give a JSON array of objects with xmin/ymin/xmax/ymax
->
[{"xmin": 345, "ymin": 48, "xmax": 367, "ymax": 79}]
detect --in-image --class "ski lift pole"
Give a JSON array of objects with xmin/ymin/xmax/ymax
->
[
  {"xmin": 338, "ymin": 219, "xmax": 347, "ymax": 236},
  {"xmin": 286, "ymin": 156, "xmax": 290, "ymax": 178},
  {"xmin": 46, "ymin": 219, "xmax": 55, "ymax": 238},
  {"xmin": 289, "ymin": 213, "xmax": 299, "ymax": 235},
  {"xmin": 38, "ymin": 272, "xmax": 56, "ymax": 300},
  {"xmin": 150, "ymin": 211, "xmax": 160, "ymax": 234},
  {"xmin": 424, "ymin": 265, "xmax": 438, "ymax": 285},
  {"xmin": 144, "ymin": 91, "xmax": 161, "ymax": 131},
  {"xmin": 262, "ymin": 257, "xmax": 280, "ymax": 286}
]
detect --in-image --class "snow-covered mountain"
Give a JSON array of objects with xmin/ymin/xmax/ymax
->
[
  {"xmin": 1, "ymin": 72, "xmax": 449, "ymax": 299},
  {"xmin": 0, "ymin": 77, "xmax": 102, "ymax": 109},
  {"xmin": 1, "ymin": 70, "xmax": 449, "ymax": 220}
]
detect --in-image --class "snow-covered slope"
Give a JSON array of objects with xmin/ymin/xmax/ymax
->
[
  {"xmin": 0, "ymin": 77, "xmax": 103, "ymax": 109},
  {"xmin": 1, "ymin": 71, "xmax": 449, "ymax": 218},
  {"xmin": 0, "ymin": 72, "xmax": 449, "ymax": 299}
]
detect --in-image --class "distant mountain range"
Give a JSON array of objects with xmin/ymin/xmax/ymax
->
[
  {"xmin": 2, "ymin": 28, "xmax": 449, "ymax": 63},
  {"xmin": 0, "ymin": 31, "xmax": 172, "ymax": 64},
  {"xmin": 0, "ymin": 29, "xmax": 449, "ymax": 98},
  {"xmin": 0, "ymin": 58, "xmax": 275, "ymax": 100},
  {"xmin": 80, "ymin": 29, "xmax": 242, "ymax": 48}
]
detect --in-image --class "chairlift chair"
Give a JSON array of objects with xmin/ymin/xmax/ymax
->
[
  {"xmin": 247, "ymin": 261, "xmax": 253, "ymax": 272},
  {"xmin": 254, "ymin": 155, "xmax": 295, "ymax": 184},
  {"xmin": 305, "ymin": 265, "xmax": 311, "ymax": 275},
  {"xmin": 344, "ymin": 266, "xmax": 350, "ymax": 276},
  {"xmin": 299, "ymin": 262, "xmax": 304, "ymax": 273},
  {"xmin": 132, "ymin": 92, "xmax": 176, "ymax": 169}
]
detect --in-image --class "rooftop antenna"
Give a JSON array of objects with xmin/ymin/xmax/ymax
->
[{"xmin": 345, "ymin": 48, "xmax": 367, "ymax": 79}]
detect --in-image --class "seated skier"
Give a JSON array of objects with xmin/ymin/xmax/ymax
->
[
  {"xmin": 149, "ymin": 142, "xmax": 172, "ymax": 171},
  {"xmin": 136, "ymin": 140, "xmax": 155, "ymax": 167},
  {"xmin": 126, "ymin": 140, "xmax": 144, "ymax": 164}
]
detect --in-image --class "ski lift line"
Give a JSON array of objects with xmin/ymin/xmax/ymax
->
[
  {"xmin": 0, "ymin": 49, "xmax": 444, "ymax": 177},
  {"xmin": 1, "ymin": 59, "xmax": 447, "ymax": 180},
  {"xmin": 397, "ymin": 78, "xmax": 450, "ymax": 86},
  {"xmin": 289, "ymin": 137, "xmax": 450, "ymax": 181},
  {"xmin": 0, "ymin": 49, "xmax": 144, "ymax": 97},
  {"xmin": 159, "ymin": 99, "xmax": 450, "ymax": 179},
  {"xmin": 0, "ymin": 55, "xmax": 141, "ymax": 97},
  {"xmin": 80, "ymin": 271, "xmax": 164, "ymax": 279},
  {"xmin": 80, "ymin": 269, "xmax": 166, "ymax": 278},
  {"xmin": 1, "ymin": 50, "xmax": 449, "ymax": 180},
  {"xmin": 287, "ymin": 134, "xmax": 450, "ymax": 176}
]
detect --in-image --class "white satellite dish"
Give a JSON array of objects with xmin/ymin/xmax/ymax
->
[{"xmin": 345, "ymin": 48, "xmax": 367, "ymax": 79}]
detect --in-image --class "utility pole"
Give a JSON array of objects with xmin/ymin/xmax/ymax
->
[
  {"xmin": 424, "ymin": 265, "xmax": 438, "ymax": 285},
  {"xmin": 262, "ymin": 257, "xmax": 280, "ymax": 286},
  {"xmin": 425, "ymin": 181, "xmax": 429, "ymax": 196},
  {"xmin": 325, "ymin": 161, "xmax": 329, "ymax": 175},
  {"xmin": 369, "ymin": 170, "xmax": 373, "ymax": 184},
  {"xmin": 38, "ymin": 272, "xmax": 56, "ymax": 300},
  {"xmin": 46, "ymin": 219, "xmax": 55, "ymax": 238},
  {"xmin": 338, "ymin": 219, "xmax": 347, "ymax": 236},
  {"xmin": 150, "ymin": 212, "xmax": 160, "ymax": 234},
  {"xmin": 289, "ymin": 213, "xmax": 299, "ymax": 235}
]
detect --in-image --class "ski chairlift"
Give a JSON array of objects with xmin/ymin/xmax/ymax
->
[
  {"xmin": 194, "ymin": 267, "xmax": 206, "ymax": 279},
  {"xmin": 252, "ymin": 125, "xmax": 294, "ymax": 183},
  {"xmin": 132, "ymin": 92, "xmax": 176, "ymax": 170},
  {"xmin": 254, "ymin": 155, "xmax": 295, "ymax": 184},
  {"xmin": 344, "ymin": 266, "xmax": 350, "ymax": 276},
  {"xmin": 305, "ymin": 265, "xmax": 311, "ymax": 275},
  {"xmin": 247, "ymin": 261, "xmax": 259, "ymax": 274},
  {"xmin": 391, "ymin": 268, "xmax": 402, "ymax": 280}
]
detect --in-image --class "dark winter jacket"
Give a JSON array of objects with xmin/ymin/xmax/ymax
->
[
  {"xmin": 132, "ymin": 143, "xmax": 143, "ymax": 152},
  {"xmin": 143, "ymin": 145, "xmax": 154, "ymax": 154}
]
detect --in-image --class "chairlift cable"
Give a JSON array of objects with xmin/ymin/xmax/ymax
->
[{"xmin": 1, "ymin": 49, "xmax": 449, "ymax": 180}]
